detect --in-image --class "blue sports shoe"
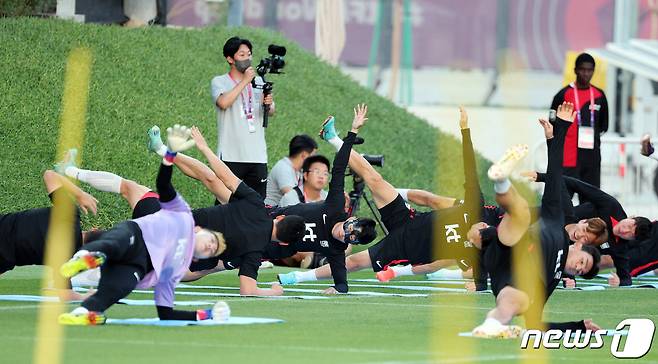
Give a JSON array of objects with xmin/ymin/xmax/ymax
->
[
  {"xmin": 277, "ymin": 272, "xmax": 298, "ymax": 285},
  {"xmin": 318, "ymin": 116, "xmax": 338, "ymax": 141},
  {"xmin": 147, "ymin": 125, "xmax": 165, "ymax": 154},
  {"xmin": 53, "ymin": 148, "xmax": 78, "ymax": 176}
]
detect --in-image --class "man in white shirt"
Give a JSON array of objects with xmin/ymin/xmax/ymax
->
[
  {"xmin": 211, "ymin": 36, "xmax": 275, "ymax": 199},
  {"xmin": 264, "ymin": 134, "xmax": 317, "ymax": 206}
]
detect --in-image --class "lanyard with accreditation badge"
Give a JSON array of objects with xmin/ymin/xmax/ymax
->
[
  {"xmin": 570, "ymin": 82, "xmax": 596, "ymax": 150},
  {"xmin": 229, "ymin": 73, "xmax": 256, "ymax": 133}
]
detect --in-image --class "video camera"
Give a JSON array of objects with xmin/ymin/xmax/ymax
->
[{"xmin": 252, "ymin": 44, "xmax": 286, "ymax": 128}]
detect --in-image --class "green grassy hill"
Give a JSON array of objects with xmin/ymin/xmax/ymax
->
[{"xmin": 0, "ymin": 17, "xmax": 492, "ymax": 227}]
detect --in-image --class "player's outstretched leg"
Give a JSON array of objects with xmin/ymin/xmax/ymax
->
[{"xmin": 488, "ymin": 144, "xmax": 531, "ymax": 247}]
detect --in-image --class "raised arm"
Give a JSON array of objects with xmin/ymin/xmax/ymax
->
[
  {"xmin": 562, "ymin": 176, "xmax": 621, "ymax": 212},
  {"xmin": 190, "ymin": 126, "xmax": 241, "ymax": 192},
  {"xmin": 325, "ymin": 105, "xmax": 366, "ymax": 213}
]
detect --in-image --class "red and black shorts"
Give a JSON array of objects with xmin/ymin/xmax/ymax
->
[{"xmin": 131, "ymin": 191, "xmax": 161, "ymax": 219}]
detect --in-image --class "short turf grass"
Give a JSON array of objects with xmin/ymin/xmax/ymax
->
[
  {"xmin": 1, "ymin": 17, "xmax": 657, "ymax": 364},
  {"xmin": 1, "ymin": 266, "xmax": 657, "ymax": 364}
]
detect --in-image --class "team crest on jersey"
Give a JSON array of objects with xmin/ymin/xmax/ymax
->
[
  {"xmin": 444, "ymin": 224, "xmax": 461, "ymax": 243},
  {"xmin": 320, "ymin": 240, "xmax": 329, "ymax": 248},
  {"xmin": 303, "ymin": 223, "xmax": 317, "ymax": 242}
]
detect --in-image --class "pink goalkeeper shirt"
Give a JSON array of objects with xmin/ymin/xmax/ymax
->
[{"xmin": 133, "ymin": 193, "xmax": 195, "ymax": 307}]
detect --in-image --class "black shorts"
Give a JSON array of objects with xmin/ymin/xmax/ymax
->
[
  {"xmin": 223, "ymin": 161, "xmax": 268, "ymax": 199},
  {"xmin": 378, "ymin": 194, "xmax": 414, "ymax": 232},
  {"xmin": 482, "ymin": 239, "xmax": 513, "ymax": 296},
  {"xmin": 0, "ymin": 254, "xmax": 13, "ymax": 274},
  {"xmin": 131, "ymin": 192, "xmax": 161, "ymax": 219},
  {"xmin": 367, "ymin": 230, "xmax": 410, "ymax": 272}
]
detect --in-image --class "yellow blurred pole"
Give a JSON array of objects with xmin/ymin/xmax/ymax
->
[
  {"xmin": 430, "ymin": 110, "xmax": 476, "ymax": 363},
  {"xmin": 33, "ymin": 47, "xmax": 91, "ymax": 364}
]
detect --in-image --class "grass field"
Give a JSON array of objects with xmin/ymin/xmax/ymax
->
[
  {"xmin": 2, "ymin": 17, "xmax": 658, "ymax": 364},
  {"xmin": 1, "ymin": 266, "xmax": 658, "ymax": 363}
]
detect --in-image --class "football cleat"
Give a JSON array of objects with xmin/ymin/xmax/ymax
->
[
  {"xmin": 60, "ymin": 251, "xmax": 106, "ymax": 278},
  {"xmin": 487, "ymin": 144, "xmax": 528, "ymax": 181},
  {"xmin": 277, "ymin": 272, "xmax": 298, "ymax": 285},
  {"xmin": 147, "ymin": 125, "xmax": 165, "ymax": 154},
  {"xmin": 53, "ymin": 148, "xmax": 78, "ymax": 176},
  {"xmin": 376, "ymin": 268, "xmax": 396, "ymax": 282},
  {"xmin": 318, "ymin": 116, "xmax": 338, "ymax": 141},
  {"xmin": 472, "ymin": 324, "xmax": 524, "ymax": 339},
  {"xmin": 58, "ymin": 311, "xmax": 106, "ymax": 326}
]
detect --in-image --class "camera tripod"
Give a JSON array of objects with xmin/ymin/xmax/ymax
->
[{"xmin": 347, "ymin": 173, "xmax": 389, "ymax": 236}]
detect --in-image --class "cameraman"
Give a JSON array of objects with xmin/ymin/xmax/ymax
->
[{"xmin": 211, "ymin": 36, "xmax": 275, "ymax": 199}]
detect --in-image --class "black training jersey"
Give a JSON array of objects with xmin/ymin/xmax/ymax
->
[
  {"xmin": 268, "ymin": 202, "xmax": 348, "ymax": 255},
  {"xmin": 482, "ymin": 205, "xmax": 505, "ymax": 227},
  {"xmin": 379, "ymin": 206, "xmax": 479, "ymax": 268},
  {"xmin": 264, "ymin": 132, "xmax": 357, "ymax": 292},
  {"xmin": 191, "ymin": 182, "xmax": 273, "ymax": 279},
  {"xmin": 0, "ymin": 206, "xmax": 82, "ymax": 272},
  {"xmin": 566, "ymin": 176, "xmax": 632, "ymax": 285},
  {"xmin": 539, "ymin": 222, "xmax": 570, "ymax": 299}
]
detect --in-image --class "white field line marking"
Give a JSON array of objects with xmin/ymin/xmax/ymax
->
[
  {"xmin": 176, "ymin": 284, "xmax": 428, "ymax": 297},
  {"xmin": 0, "ymin": 335, "xmax": 430, "ymax": 356},
  {"xmin": 0, "ymin": 304, "xmax": 41, "ymax": 311}
]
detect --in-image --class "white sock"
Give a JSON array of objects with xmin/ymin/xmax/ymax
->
[
  {"xmin": 328, "ymin": 137, "xmax": 343, "ymax": 151},
  {"xmin": 391, "ymin": 265, "xmax": 414, "ymax": 277},
  {"xmin": 428, "ymin": 269, "xmax": 463, "ymax": 280},
  {"xmin": 396, "ymin": 189, "xmax": 410, "ymax": 202},
  {"xmin": 71, "ymin": 306, "xmax": 89, "ymax": 315},
  {"xmin": 65, "ymin": 167, "xmax": 122, "ymax": 194},
  {"xmin": 294, "ymin": 270, "xmax": 317, "ymax": 282},
  {"xmin": 155, "ymin": 145, "xmax": 167, "ymax": 157},
  {"xmin": 650, "ymin": 153, "xmax": 658, "ymax": 161},
  {"xmin": 494, "ymin": 179, "xmax": 511, "ymax": 194}
]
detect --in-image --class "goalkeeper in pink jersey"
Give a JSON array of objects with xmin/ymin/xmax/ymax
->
[{"xmin": 58, "ymin": 125, "xmax": 228, "ymax": 325}]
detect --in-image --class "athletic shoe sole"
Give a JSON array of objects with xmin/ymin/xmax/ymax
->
[
  {"xmin": 58, "ymin": 312, "xmax": 106, "ymax": 326},
  {"xmin": 53, "ymin": 148, "xmax": 78, "ymax": 175},
  {"xmin": 147, "ymin": 126, "xmax": 164, "ymax": 154},
  {"xmin": 487, "ymin": 144, "xmax": 529, "ymax": 181},
  {"xmin": 472, "ymin": 325, "xmax": 524, "ymax": 339},
  {"xmin": 376, "ymin": 269, "xmax": 396, "ymax": 282},
  {"xmin": 318, "ymin": 116, "xmax": 337, "ymax": 141},
  {"xmin": 60, "ymin": 252, "xmax": 106, "ymax": 278}
]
